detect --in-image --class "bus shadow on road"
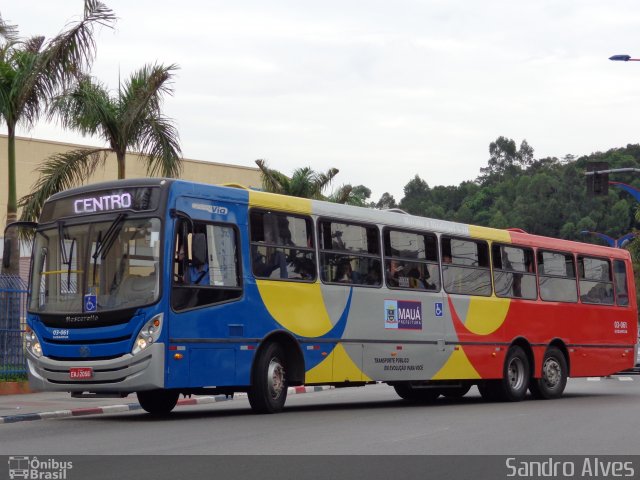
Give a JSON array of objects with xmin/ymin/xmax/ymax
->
[{"xmin": 74, "ymin": 388, "xmax": 625, "ymax": 423}]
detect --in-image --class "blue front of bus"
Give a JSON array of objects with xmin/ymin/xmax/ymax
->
[{"xmin": 24, "ymin": 181, "xmax": 170, "ymax": 394}]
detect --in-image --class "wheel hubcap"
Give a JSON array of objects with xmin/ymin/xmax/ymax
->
[
  {"xmin": 542, "ymin": 358, "xmax": 561, "ymax": 388},
  {"xmin": 267, "ymin": 357, "xmax": 285, "ymax": 400},
  {"xmin": 508, "ymin": 357, "xmax": 525, "ymax": 390}
]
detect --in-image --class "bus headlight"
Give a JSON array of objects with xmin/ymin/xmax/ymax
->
[
  {"xmin": 132, "ymin": 314, "xmax": 163, "ymax": 355},
  {"xmin": 25, "ymin": 327, "xmax": 43, "ymax": 358}
]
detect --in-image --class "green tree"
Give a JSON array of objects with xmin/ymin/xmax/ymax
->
[
  {"xmin": 399, "ymin": 175, "xmax": 431, "ymax": 215},
  {"xmin": 255, "ymin": 159, "xmax": 339, "ymax": 200},
  {"xmin": 19, "ymin": 63, "xmax": 183, "ymax": 222},
  {"xmin": 375, "ymin": 192, "xmax": 398, "ymax": 210},
  {"xmin": 478, "ymin": 137, "xmax": 534, "ymax": 183},
  {"xmin": 0, "ymin": 1, "xmax": 115, "ymax": 274}
]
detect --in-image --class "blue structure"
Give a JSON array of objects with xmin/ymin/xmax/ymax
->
[
  {"xmin": 578, "ymin": 181, "xmax": 640, "ymax": 248},
  {"xmin": 0, "ymin": 275, "xmax": 29, "ymax": 376},
  {"xmin": 580, "ymin": 231, "xmax": 637, "ymax": 248},
  {"xmin": 610, "ymin": 181, "xmax": 640, "ymax": 202}
]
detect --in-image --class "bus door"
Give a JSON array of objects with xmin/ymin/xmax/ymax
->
[{"xmin": 166, "ymin": 197, "xmax": 244, "ymax": 389}]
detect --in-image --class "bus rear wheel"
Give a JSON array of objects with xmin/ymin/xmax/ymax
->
[
  {"xmin": 248, "ymin": 343, "xmax": 288, "ymax": 414},
  {"xmin": 393, "ymin": 383, "xmax": 440, "ymax": 403},
  {"xmin": 529, "ymin": 347, "xmax": 567, "ymax": 400},
  {"xmin": 137, "ymin": 389, "xmax": 179, "ymax": 415},
  {"xmin": 479, "ymin": 345, "xmax": 530, "ymax": 402}
]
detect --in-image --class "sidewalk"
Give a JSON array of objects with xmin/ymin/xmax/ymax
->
[{"xmin": 0, "ymin": 386, "xmax": 333, "ymax": 425}]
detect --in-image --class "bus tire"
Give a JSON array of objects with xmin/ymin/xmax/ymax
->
[
  {"xmin": 137, "ymin": 389, "xmax": 179, "ymax": 415},
  {"xmin": 440, "ymin": 385, "xmax": 471, "ymax": 398},
  {"xmin": 529, "ymin": 347, "xmax": 568, "ymax": 400},
  {"xmin": 393, "ymin": 383, "xmax": 439, "ymax": 403},
  {"xmin": 479, "ymin": 346, "xmax": 530, "ymax": 402},
  {"xmin": 248, "ymin": 343, "xmax": 288, "ymax": 414},
  {"xmin": 500, "ymin": 345, "xmax": 530, "ymax": 401}
]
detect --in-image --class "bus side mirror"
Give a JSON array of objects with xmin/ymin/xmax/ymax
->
[{"xmin": 192, "ymin": 233, "xmax": 207, "ymax": 267}]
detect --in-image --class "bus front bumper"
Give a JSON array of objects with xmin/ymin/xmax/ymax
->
[{"xmin": 27, "ymin": 343, "xmax": 165, "ymax": 394}]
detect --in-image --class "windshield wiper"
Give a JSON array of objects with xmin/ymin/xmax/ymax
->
[
  {"xmin": 57, "ymin": 221, "xmax": 76, "ymax": 290},
  {"xmin": 92, "ymin": 213, "xmax": 127, "ymax": 286},
  {"xmin": 58, "ymin": 222, "xmax": 69, "ymax": 265},
  {"xmin": 66, "ymin": 239, "xmax": 75, "ymax": 291},
  {"xmin": 93, "ymin": 214, "xmax": 127, "ymax": 260},
  {"xmin": 92, "ymin": 230, "xmax": 102, "ymax": 288}
]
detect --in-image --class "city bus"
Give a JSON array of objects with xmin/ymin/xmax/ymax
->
[{"xmin": 8, "ymin": 178, "xmax": 638, "ymax": 414}]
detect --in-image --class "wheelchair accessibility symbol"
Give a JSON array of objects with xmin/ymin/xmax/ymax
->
[
  {"xmin": 435, "ymin": 302, "xmax": 443, "ymax": 317},
  {"xmin": 84, "ymin": 294, "xmax": 97, "ymax": 312}
]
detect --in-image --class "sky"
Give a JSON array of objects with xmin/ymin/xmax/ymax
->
[{"xmin": 3, "ymin": 0, "xmax": 640, "ymax": 202}]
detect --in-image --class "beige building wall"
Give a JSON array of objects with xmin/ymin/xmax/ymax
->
[{"xmin": 0, "ymin": 134, "xmax": 262, "ymax": 227}]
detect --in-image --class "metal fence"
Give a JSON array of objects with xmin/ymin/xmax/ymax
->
[{"xmin": 0, "ymin": 275, "xmax": 29, "ymax": 378}]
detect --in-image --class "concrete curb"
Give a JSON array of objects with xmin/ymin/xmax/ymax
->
[{"xmin": 0, "ymin": 385, "xmax": 333, "ymax": 425}]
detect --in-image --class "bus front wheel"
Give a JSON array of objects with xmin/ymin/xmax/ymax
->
[
  {"xmin": 529, "ymin": 347, "xmax": 567, "ymax": 400},
  {"xmin": 248, "ymin": 343, "xmax": 288, "ymax": 414},
  {"xmin": 137, "ymin": 389, "xmax": 179, "ymax": 415}
]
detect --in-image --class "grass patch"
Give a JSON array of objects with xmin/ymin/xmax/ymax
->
[{"xmin": 0, "ymin": 370, "xmax": 27, "ymax": 382}]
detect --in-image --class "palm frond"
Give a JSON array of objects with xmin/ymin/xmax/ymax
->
[
  {"xmin": 18, "ymin": 148, "xmax": 108, "ymax": 222},
  {"xmin": 7, "ymin": 48, "xmax": 47, "ymax": 128},
  {"xmin": 22, "ymin": 36, "xmax": 45, "ymax": 54},
  {"xmin": 327, "ymin": 184, "xmax": 353, "ymax": 204},
  {"xmin": 43, "ymin": 0, "xmax": 116, "ymax": 88},
  {"xmin": 289, "ymin": 167, "xmax": 316, "ymax": 198},
  {"xmin": 49, "ymin": 74, "xmax": 115, "ymax": 138},
  {"xmin": 119, "ymin": 63, "xmax": 177, "ymax": 135},
  {"xmin": 136, "ymin": 114, "xmax": 182, "ymax": 177},
  {"xmin": 0, "ymin": 14, "xmax": 19, "ymax": 42},
  {"xmin": 255, "ymin": 159, "xmax": 290, "ymax": 194},
  {"xmin": 312, "ymin": 167, "xmax": 339, "ymax": 196}
]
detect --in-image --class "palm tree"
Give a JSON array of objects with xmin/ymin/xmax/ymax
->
[
  {"xmin": 255, "ymin": 159, "xmax": 374, "ymax": 206},
  {"xmin": 255, "ymin": 159, "xmax": 339, "ymax": 200},
  {"xmin": 19, "ymin": 63, "xmax": 183, "ymax": 223},
  {"xmin": 0, "ymin": 1, "xmax": 115, "ymax": 274},
  {"xmin": 327, "ymin": 184, "xmax": 373, "ymax": 206}
]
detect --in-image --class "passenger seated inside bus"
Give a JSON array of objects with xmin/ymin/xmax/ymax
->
[
  {"xmin": 175, "ymin": 233, "xmax": 211, "ymax": 285},
  {"xmin": 189, "ymin": 233, "xmax": 210, "ymax": 285},
  {"xmin": 407, "ymin": 268, "xmax": 428, "ymax": 289},
  {"xmin": 253, "ymin": 246, "xmax": 288, "ymax": 279},
  {"xmin": 386, "ymin": 259, "xmax": 403, "ymax": 287},
  {"xmin": 365, "ymin": 264, "xmax": 382, "ymax": 286},
  {"xmin": 291, "ymin": 258, "xmax": 315, "ymax": 280},
  {"xmin": 334, "ymin": 260, "xmax": 354, "ymax": 283}
]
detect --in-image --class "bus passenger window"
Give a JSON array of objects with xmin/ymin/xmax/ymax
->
[
  {"xmin": 250, "ymin": 210, "xmax": 316, "ymax": 282},
  {"xmin": 492, "ymin": 244, "xmax": 536, "ymax": 300},
  {"xmin": 578, "ymin": 256, "xmax": 614, "ymax": 305},
  {"xmin": 613, "ymin": 260, "xmax": 630, "ymax": 306},
  {"xmin": 319, "ymin": 220, "xmax": 381, "ymax": 287},
  {"xmin": 441, "ymin": 237, "xmax": 491, "ymax": 296},
  {"xmin": 537, "ymin": 251, "xmax": 577, "ymax": 303},
  {"xmin": 383, "ymin": 228, "xmax": 440, "ymax": 291}
]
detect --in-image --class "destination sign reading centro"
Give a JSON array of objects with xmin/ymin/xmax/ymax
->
[
  {"xmin": 40, "ymin": 187, "xmax": 160, "ymax": 222},
  {"xmin": 74, "ymin": 193, "xmax": 133, "ymax": 214}
]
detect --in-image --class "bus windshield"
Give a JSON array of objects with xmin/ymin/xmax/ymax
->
[{"xmin": 30, "ymin": 217, "xmax": 161, "ymax": 314}]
